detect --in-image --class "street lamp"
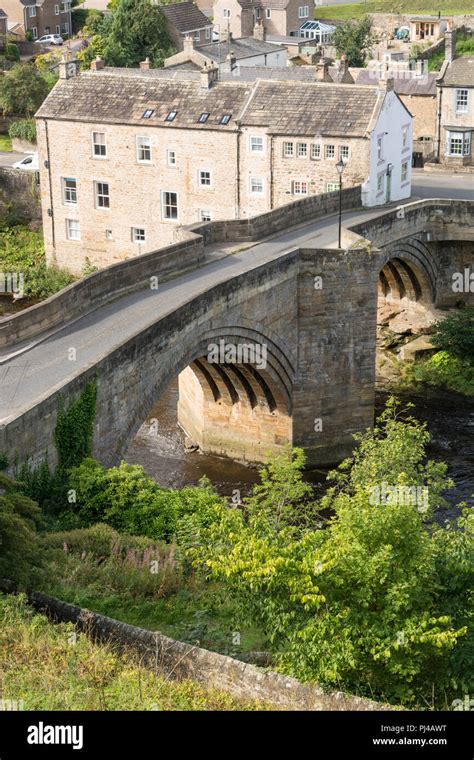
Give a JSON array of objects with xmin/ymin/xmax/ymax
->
[{"xmin": 336, "ymin": 158, "xmax": 345, "ymax": 249}]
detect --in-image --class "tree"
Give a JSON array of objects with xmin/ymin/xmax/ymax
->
[
  {"xmin": 431, "ymin": 306, "xmax": 474, "ymax": 363},
  {"xmin": 191, "ymin": 400, "xmax": 472, "ymax": 707},
  {"xmin": 0, "ymin": 64, "xmax": 51, "ymax": 117},
  {"xmin": 332, "ymin": 16, "xmax": 377, "ymax": 68},
  {"xmin": 0, "ymin": 472, "xmax": 43, "ymax": 585},
  {"xmin": 103, "ymin": 0, "xmax": 173, "ymax": 68}
]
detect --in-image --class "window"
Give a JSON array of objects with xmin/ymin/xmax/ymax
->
[
  {"xmin": 297, "ymin": 142, "xmax": 307, "ymax": 158},
  {"xmin": 223, "ymin": 8, "xmax": 230, "ymax": 17},
  {"xmin": 31, "ymin": 27, "xmax": 38, "ymax": 39},
  {"xmin": 95, "ymin": 181, "xmax": 110, "ymax": 209},
  {"xmin": 28, "ymin": 6, "xmax": 36, "ymax": 17},
  {"xmin": 165, "ymin": 110, "xmax": 177, "ymax": 122},
  {"xmin": 377, "ymin": 174, "xmax": 384, "ymax": 194},
  {"xmin": 198, "ymin": 112, "xmax": 210, "ymax": 124},
  {"xmin": 92, "ymin": 132, "xmax": 106, "ymax": 158},
  {"xmin": 250, "ymin": 177, "xmax": 264, "ymax": 195},
  {"xmin": 56, "ymin": 25, "xmax": 60, "ymax": 34},
  {"xmin": 200, "ymin": 210, "xmax": 212, "ymax": 222},
  {"xmin": 402, "ymin": 126, "xmax": 409, "ymax": 149},
  {"xmin": 377, "ymin": 136, "xmax": 383, "ymax": 161},
  {"xmin": 220, "ymin": 114, "xmax": 232, "ymax": 125},
  {"xmin": 66, "ymin": 219, "xmax": 80, "ymax": 241},
  {"xmin": 298, "ymin": 6, "xmax": 309, "ymax": 18},
  {"xmin": 162, "ymin": 191, "xmax": 178, "ymax": 220},
  {"xmin": 131, "ymin": 227, "xmax": 146, "ymax": 243},
  {"xmin": 62, "ymin": 177, "xmax": 77, "ymax": 204},
  {"xmin": 311, "ymin": 143, "xmax": 321, "ymax": 160},
  {"xmin": 283, "ymin": 141, "xmax": 294, "ymax": 157},
  {"xmin": 250, "ymin": 136, "xmax": 264, "ymax": 153},
  {"xmin": 265, "ymin": 8, "xmax": 271, "ymax": 19},
  {"xmin": 199, "ymin": 170, "xmax": 212, "ymax": 187},
  {"xmin": 193, "ymin": 31, "xmax": 200, "ymax": 41},
  {"xmin": 167, "ymin": 149, "xmax": 176, "ymax": 166},
  {"xmin": 325, "ymin": 144, "xmax": 335, "ymax": 159},
  {"xmin": 136, "ymin": 136, "xmax": 152, "ymax": 163},
  {"xmin": 326, "ymin": 182, "xmax": 339, "ymax": 192},
  {"xmin": 401, "ymin": 160, "xmax": 409, "ymax": 183},
  {"xmin": 105, "ymin": 229, "xmax": 113, "ymax": 240},
  {"xmin": 292, "ymin": 180, "xmax": 308, "ymax": 195},
  {"xmin": 142, "ymin": 109, "xmax": 154, "ymax": 119},
  {"xmin": 61, "ymin": 22, "xmax": 69, "ymax": 34},
  {"xmin": 54, "ymin": 4, "xmax": 59, "ymax": 14},
  {"xmin": 256, "ymin": 9, "xmax": 261, "ymax": 19},
  {"xmin": 447, "ymin": 131, "xmax": 471, "ymax": 156},
  {"xmin": 205, "ymin": 27, "xmax": 211, "ymax": 40},
  {"xmin": 455, "ymin": 89, "xmax": 468, "ymax": 113},
  {"xmin": 339, "ymin": 145, "xmax": 349, "ymax": 160}
]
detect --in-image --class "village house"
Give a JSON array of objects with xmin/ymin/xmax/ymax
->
[
  {"xmin": 1, "ymin": 0, "xmax": 72, "ymax": 40},
  {"xmin": 161, "ymin": 1, "xmax": 213, "ymax": 50},
  {"xmin": 408, "ymin": 15, "xmax": 448, "ymax": 43},
  {"xmin": 35, "ymin": 59, "xmax": 412, "ymax": 273},
  {"xmin": 164, "ymin": 31, "xmax": 287, "ymax": 71},
  {"xmin": 213, "ymin": 0, "xmax": 308, "ymax": 40},
  {"xmin": 434, "ymin": 29, "xmax": 474, "ymax": 171}
]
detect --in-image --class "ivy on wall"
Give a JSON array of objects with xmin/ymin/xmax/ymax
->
[{"xmin": 54, "ymin": 381, "xmax": 97, "ymax": 471}]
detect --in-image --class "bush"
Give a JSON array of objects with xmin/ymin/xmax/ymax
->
[
  {"xmin": 68, "ymin": 459, "xmax": 224, "ymax": 541},
  {"xmin": 403, "ymin": 351, "xmax": 474, "ymax": 396},
  {"xmin": 4, "ymin": 43, "xmax": 19, "ymax": 63},
  {"xmin": 9, "ymin": 119, "xmax": 37, "ymax": 144},
  {"xmin": 431, "ymin": 307, "xmax": 474, "ymax": 363},
  {"xmin": 0, "ymin": 473, "xmax": 43, "ymax": 585}
]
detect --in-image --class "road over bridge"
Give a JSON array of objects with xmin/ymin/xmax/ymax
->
[{"xmin": 1, "ymin": 188, "xmax": 473, "ymax": 470}]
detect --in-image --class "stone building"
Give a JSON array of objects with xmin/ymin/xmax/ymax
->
[
  {"xmin": 435, "ymin": 29, "xmax": 474, "ymax": 170},
  {"xmin": 35, "ymin": 60, "xmax": 412, "ymax": 273},
  {"xmin": 213, "ymin": 0, "xmax": 306, "ymax": 40},
  {"xmin": 1, "ymin": 0, "xmax": 72, "ymax": 39},
  {"xmin": 161, "ymin": 1, "xmax": 213, "ymax": 50},
  {"xmin": 0, "ymin": 9, "xmax": 7, "ymax": 47}
]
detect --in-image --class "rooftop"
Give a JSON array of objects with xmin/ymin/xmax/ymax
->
[
  {"xmin": 196, "ymin": 36, "xmax": 286, "ymax": 63},
  {"xmin": 162, "ymin": 2, "xmax": 211, "ymax": 33},
  {"xmin": 36, "ymin": 67, "xmax": 384, "ymax": 138},
  {"xmin": 438, "ymin": 56, "xmax": 474, "ymax": 87}
]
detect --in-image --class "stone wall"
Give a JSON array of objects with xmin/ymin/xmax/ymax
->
[
  {"xmin": 22, "ymin": 588, "xmax": 395, "ymax": 711},
  {"xmin": 0, "ymin": 185, "xmax": 361, "ymax": 350},
  {"xmin": 0, "ymin": 167, "xmax": 41, "ymax": 221}
]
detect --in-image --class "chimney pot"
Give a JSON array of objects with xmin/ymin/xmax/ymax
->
[
  {"xmin": 140, "ymin": 57, "xmax": 151, "ymax": 70},
  {"xmin": 90, "ymin": 56, "xmax": 105, "ymax": 71}
]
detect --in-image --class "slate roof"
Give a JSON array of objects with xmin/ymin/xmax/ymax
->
[
  {"xmin": 162, "ymin": 2, "xmax": 211, "ymax": 33},
  {"xmin": 36, "ymin": 68, "xmax": 384, "ymax": 138},
  {"xmin": 356, "ymin": 69, "xmax": 437, "ymax": 96},
  {"xmin": 196, "ymin": 37, "xmax": 286, "ymax": 63},
  {"xmin": 36, "ymin": 70, "xmax": 252, "ymax": 130},
  {"xmin": 438, "ymin": 57, "xmax": 474, "ymax": 87},
  {"xmin": 0, "ymin": 9, "xmax": 6, "ymax": 18},
  {"xmin": 238, "ymin": 79, "xmax": 381, "ymax": 136}
]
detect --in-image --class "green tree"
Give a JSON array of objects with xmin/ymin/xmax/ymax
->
[
  {"xmin": 192, "ymin": 400, "xmax": 472, "ymax": 707},
  {"xmin": 0, "ymin": 64, "xmax": 51, "ymax": 117},
  {"xmin": 0, "ymin": 472, "xmax": 43, "ymax": 585},
  {"xmin": 332, "ymin": 16, "xmax": 377, "ymax": 68},
  {"xmin": 431, "ymin": 306, "xmax": 474, "ymax": 363},
  {"xmin": 103, "ymin": 0, "xmax": 173, "ymax": 68}
]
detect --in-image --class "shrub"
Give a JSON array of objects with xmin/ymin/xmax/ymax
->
[
  {"xmin": 0, "ymin": 473, "xmax": 43, "ymax": 585},
  {"xmin": 403, "ymin": 351, "xmax": 474, "ymax": 397},
  {"xmin": 431, "ymin": 307, "xmax": 474, "ymax": 363},
  {"xmin": 4, "ymin": 43, "xmax": 19, "ymax": 62},
  {"xmin": 9, "ymin": 119, "xmax": 37, "ymax": 143}
]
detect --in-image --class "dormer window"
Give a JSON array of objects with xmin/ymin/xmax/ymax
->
[
  {"xmin": 198, "ymin": 112, "xmax": 210, "ymax": 123},
  {"xmin": 142, "ymin": 109, "xmax": 154, "ymax": 119},
  {"xmin": 220, "ymin": 114, "xmax": 232, "ymax": 125},
  {"xmin": 165, "ymin": 110, "xmax": 177, "ymax": 122}
]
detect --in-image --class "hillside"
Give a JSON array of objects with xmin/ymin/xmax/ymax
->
[{"xmin": 316, "ymin": 1, "xmax": 474, "ymax": 21}]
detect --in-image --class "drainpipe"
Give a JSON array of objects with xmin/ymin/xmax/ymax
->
[
  {"xmin": 435, "ymin": 85, "xmax": 443, "ymax": 161},
  {"xmin": 269, "ymin": 133, "xmax": 274, "ymax": 209},
  {"xmin": 44, "ymin": 120, "xmax": 56, "ymax": 255},
  {"xmin": 235, "ymin": 120, "xmax": 241, "ymax": 218}
]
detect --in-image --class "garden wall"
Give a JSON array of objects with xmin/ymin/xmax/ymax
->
[{"xmin": 0, "ymin": 167, "xmax": 41, "ymax": 222}]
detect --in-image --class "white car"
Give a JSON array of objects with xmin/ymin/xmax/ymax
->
[
  {"xmin": 13, "ymin": 153, "xmax": 39, "ymax": 171},
  {"xmin": 34, "ymin": 34, "xmax": 64, "ymax": 46}
]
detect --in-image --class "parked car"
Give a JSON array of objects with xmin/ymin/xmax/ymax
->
[
  {"xmin": 13, "ymin": 153, "xmax": 39, "ymax": 171},
  {"xmin": 34, "ymin": 34, "xmax": 64, "ymax": 46}
]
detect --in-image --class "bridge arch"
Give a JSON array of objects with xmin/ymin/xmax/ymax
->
[{"xmin": 378, "ymin": 236, "xmax": 438, "ymax": 305}]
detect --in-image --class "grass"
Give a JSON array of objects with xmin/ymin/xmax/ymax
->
[
  {"xmin": 0, "ymin": 594, "xmax": 270, "ymax": 710},
  {"xmin": 316, "ymin": 1, "xmax": 474, "ymax": 21},
  {"xmin": 428, "ymin": 33, "xmax": 474, "ymax": 70},
  {"xmin": 0, "ymin": 133, "xmax": 12, "ymax": 152}
]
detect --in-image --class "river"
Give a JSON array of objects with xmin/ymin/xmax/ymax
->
[{"xmin": 125, "ymin": 379, "xmax": 474, "ymax": 519}]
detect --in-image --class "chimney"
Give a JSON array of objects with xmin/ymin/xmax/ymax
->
[
  {"xmin": 378, "ymin": 76, "xmax": 394, "ymax": 92},
  {"xmin": 183, "ymin": 35, "xmax": 194, "ymax": 53},
  {"xmin": 316, "ymin": 57, "xmax": 332, "ymax": 83},
  {"xmin": 445, "ymin": 28, "xmax": 456, "ymax": 62},
  {"xmin": 226, "ymin": 50, "xmax": 237, "ymax": 70},
  {"xmin": 59, "ymin": 53, "xmax": 80, "ymax": 80},
  {"xmin": 338, "ymin": 54, "xmax": 354, "ymax": 84},
  {"xmin": 90, "ymin": 56, "xmax": 105, "ymax": 71},
  {"xmin": 200, "ymin": 62, "xmax": 219, "ymax": 89},
  {"xmin": 253, "ymin": 21, "xmax": 265, "ymax": 42},
  {"xmin": 140, "ymin": 57, "xmax": 151, "ymax": 70}
]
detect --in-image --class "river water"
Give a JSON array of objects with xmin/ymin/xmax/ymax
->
[{"xmin": 125, "ymin": 379, "xmax": 474, "ymax": 518}]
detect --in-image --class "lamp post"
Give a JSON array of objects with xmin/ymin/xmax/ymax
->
[{"xmin": 336, "ymin": 158, "xmax": 345, "ymax": 249}]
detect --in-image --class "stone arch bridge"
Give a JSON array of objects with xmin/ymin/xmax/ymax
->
[{"xmin": 0, "ymin": 196, "xmax": 473, "ymax": 471}]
